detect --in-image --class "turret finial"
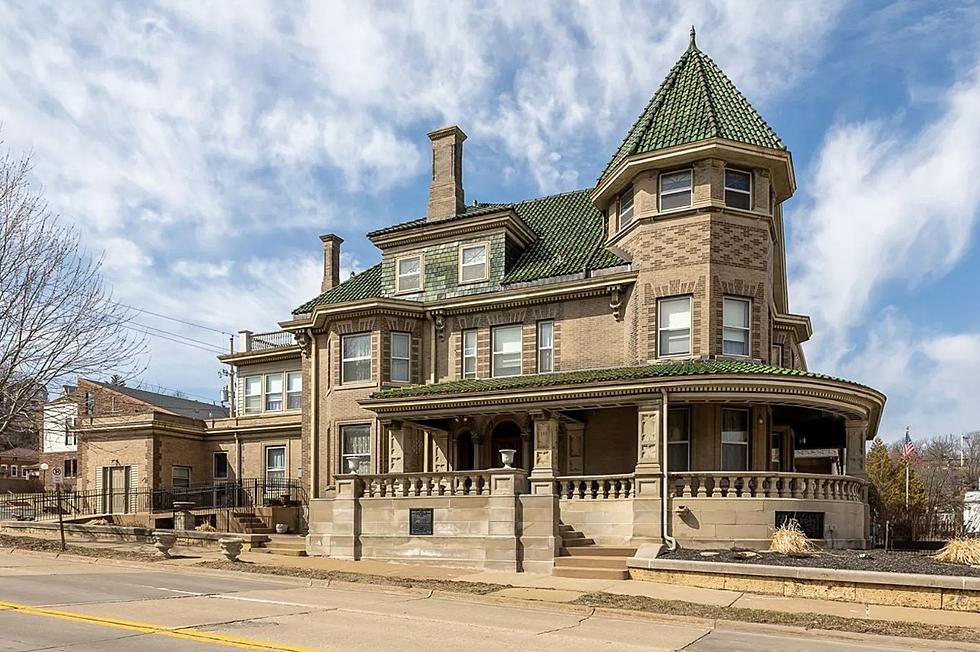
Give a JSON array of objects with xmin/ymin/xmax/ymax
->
[{"xmin": 689, "ymin": 25, "xmax": 697, "ymax": 49}]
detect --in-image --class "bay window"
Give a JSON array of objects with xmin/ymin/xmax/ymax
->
[
  {"xmin": 657, "ymin": 296, "xmax": 691, "ymax": 357},
  {"xmin": 342, "ymin": 333, "xmax": 372, "ymax": 384},
  {"xmin": 618, "ymin": 185, "xmax": 635, "ymax": 229},
  {"xmin": 723, "ymin": 297, "xmax": 751, "ymax": 356},
  {"xmin": 660, "ymin": 170, "xmax": 692, "ymax": 210},
  {"xmin": 492, "ymin": 325, "xmax": 522, "ymax": 377},
  {"xmin": 724, "ymin": 169, "xmax": 752, "ymax": 210}
]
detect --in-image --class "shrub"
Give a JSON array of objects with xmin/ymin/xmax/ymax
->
[
  {"xmin": 935, "ymin": 538, "xmax": 980, "ymax": 566},
  {"xmin": 769, "ymin": 520, "xmax": 817, "ymax": 557}
]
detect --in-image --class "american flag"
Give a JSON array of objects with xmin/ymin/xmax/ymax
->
[{"xmin": 902, "ymin": 427, "xmax": 918, "ymax": 462}]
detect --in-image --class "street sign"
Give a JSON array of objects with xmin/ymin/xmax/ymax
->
[{"xmin": 52, "ymin": 467, "xmax": 62, "ymax": 477}]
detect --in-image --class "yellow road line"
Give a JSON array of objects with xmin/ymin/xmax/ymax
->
[{"xmin": 0, "ymin": 600, "xmax": 326, "ymax": 651}]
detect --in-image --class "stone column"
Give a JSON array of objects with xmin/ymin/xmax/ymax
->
[
  {"xmin": 472, "ymin": 434, "xmax": 483, "ymax": 470},
  {"xmin": 632, "ymin": 398, "xmax": 664, "ymax": 545},
  {"xmin": 845, "ymin": 419, "xmax": 871, "ymax": 547},
  {"xmin": 431, "ymin": 429, "xmax": 449, "ymax": 473},
  {"xmin": 329, "ymin": 475, "xmax": 362, "ymax": 560},
  {"xmin": 565, "ymin": 422, "xmax": 584, "ymax": 475},
  {"xmin": 386, "ymin": 421, "xmax": 406, "ymax": 473},
  {"xmin": 530, "ymin": 411, "xmax": 560, "ymax": 495},
  {"xmin": 521, "ymin": 431, "xmax": 531, "ymax": 472}
]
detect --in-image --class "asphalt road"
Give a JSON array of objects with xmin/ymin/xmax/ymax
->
[{"xmin": 0, "ymin": 552, "xmax": 971, "ymax": 652}]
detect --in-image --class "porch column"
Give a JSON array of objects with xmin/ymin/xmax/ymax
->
[
  {"xmin": 521, "ymin": 431, "xmax": 531, "ymax": 472},
  {"xmin": 632, "ymin": 398, "xmax": 664, "ymax": 544},
  {"xmin": 386, "ymin": 421, "xmax": 407, "ymax": 473},
  {"xmin": 565, "ymin": 422, "xmax": 584, "ymax": 475},
  {"xmin": 430, "ymin": 429, "xmax": 449, "ymax": 472},
  {"xmin": 472, "ymin": 434, "xmax": 483, "ymax": 470},
  {"xmin": 530, "ymin": 411, "xmax": 559, "ymax": 495},
  {"xmin": 844, "ymin": 419, "xmax": 868, "ymax": 479}
]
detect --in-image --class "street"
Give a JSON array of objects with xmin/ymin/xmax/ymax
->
[{"xmin": 0, "ymin": 552, "xmax": 972, "ymax": 652}]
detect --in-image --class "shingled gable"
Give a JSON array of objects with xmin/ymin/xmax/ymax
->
[{"xmin": 598, "ymin": 27, "xmax": 785, "ymax": 187}]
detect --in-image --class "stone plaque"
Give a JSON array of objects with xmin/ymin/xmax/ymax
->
[
  {"xmin": 409, "ymin": 508, "xmax": 434, "ymax": 536},
  {"xmin": 775, "ymin": 511, "xmax": 824, "ymax": 540}
]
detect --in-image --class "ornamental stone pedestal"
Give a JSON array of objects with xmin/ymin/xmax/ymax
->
[
  {"xmin": 632, "ymin": 399, "xmax": 665, "ymax": 544},
  {"xmin": 523, "ymin": 412, "xmax": 560, "ymax": 570},
  {"xmin": 845, "ymin": 419, "xmax": 871, "ymax": 543}
]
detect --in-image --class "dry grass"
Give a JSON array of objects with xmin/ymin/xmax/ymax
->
[
  {"xmin": 768, "ymin": 520, "xmax": 817, "ymax": 557},
  {"xmin": 195, "ymin": 522, "xmax": 216, "ymax": 532},
  {"xmin": 935, "ymin": 538, "xmax": 980, "ymax": 566}
]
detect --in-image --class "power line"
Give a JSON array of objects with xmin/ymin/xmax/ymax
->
[
  {"xmin": 113, "ymin": 301, "xmax": 235, "ymax": 337},
  {"xmin": 123, "ymin": 325, "xmax": 225, "ymax": 355},
  {"xmin": 131, "ymin": 321, "xmax": 227, "ymax": 352}
]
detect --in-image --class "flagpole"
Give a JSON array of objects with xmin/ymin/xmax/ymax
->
[{"xmin": 904, "ymin": 425, "xmax": 911, "ymax": 509}]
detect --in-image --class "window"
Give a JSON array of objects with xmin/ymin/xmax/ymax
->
[
  {"xmin": 341, "ymin": 425, "xmax": 371, "ymax": 474},
  {"xmin": 660, "ymin": 170, "xmax": 692, "ymax": 211},
  {"xmin": 286, "ymin": 372, "xmax": 303, "ymax": 410},
  {"xmin": 724, "ymin": 169, "xmax": 752, "ymax": 210},
  {"xmin": 64, "ymin": 421, "xmax": 76, "ymax": 446},
  {"xmin": 244, "ymin": 376, "xmax": 261, "ymax": 414},
  {"xmin": 459, "ymin": 244, "xmax": 488, "ymax": 283},
  {"xmin": 265, "ymin": 446, "xmax": 286, "ymax": 484},
  {"xmin": 492, "ymin": 325, "xmax": 522, "ymax": 377},
  {"xmin": 213, "ymin": 452, "xmax": 229, "ymax": 479},
  {"xmin": 63, "ymin": 459, "xmax": 77, "ymax": 478},
  {"xmin": 667, "ymin": 408, "xmax": 691, "ymax": 472},
  {"xmin": 462, "ymin": 330, "xmax": 477, "ymax": 379},
  {"xmin": 721, "ymin": 409, "xmax": 750, "ymax": 471},
  {"xmin": 172, "ymin": 465, "xmax": 191, "ymax": 489},
  {"xmin": 772, "ymin": 344, "xmax": 784, "ymax": 367},
  {"xmin": 396, "ymin": 255, "xmax": 422, "ymax": 292},
  {"xmin": 390, "ymin": 332, "xmax": 411, "ymax": 383},
  {"xmin": 537, "ymin": 321, "xmax": 554, "ymax": 373},
  {"xmin": 341, "ymin": 333, "xmax": 372, "ymax": 384},
  {"xmin": 265, "ymin": 373, "xmax": 283, "ymax": 411},
  {"xmin": 618, "ymin": 185, "xmax": 635, "ymax": 229},
  {"xmin": 723, "ymin": 298, "xmax": 751, "ymax": 356},
  {"xmin": 10, "ymin": 465, "xmax": 17, "ymax": 478},
  {"xmin": 85, "ymin": 391, "xmax": 95, "ymax": 416},
  {"xmin": 657, "ymin": 297, "xmax": 692, "ymax": 357}
]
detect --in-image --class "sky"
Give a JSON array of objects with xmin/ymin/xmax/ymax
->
[{"xmin": 1, "ymin": 0, "xmax": 979, "ymax": 442}]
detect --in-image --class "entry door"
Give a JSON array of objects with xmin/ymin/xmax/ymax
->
[{"xmin": 106, "ymin": 467, "xmax": 129, "ymax": 513}]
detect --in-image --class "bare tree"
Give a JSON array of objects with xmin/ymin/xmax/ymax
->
[{"xmin": 0, "ymin": 142, "xmax": 146, "ymax": 448}]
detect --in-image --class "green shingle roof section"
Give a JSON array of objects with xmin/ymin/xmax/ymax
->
[
  {"xmin": 504, "ymin": 189, "xmax": 625, "ymax": 284},
  {"xmin": 366, "ymin": 203, "xmax": 509, "ymax": 238},
  {"xmin": 370, "ymin": 359, "xmax": 861, "ymax": 399},
  {"xmin": 292, "ymin": 263, "xmax": 383, "ymax": 314},
  {"xmin": 599, "ymin": 41, "xmax": 785, "ymax": 185}
]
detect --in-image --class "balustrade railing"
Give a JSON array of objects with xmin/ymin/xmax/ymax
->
[
  {"xmin": 667, "ymin": 472, "xmax": 866, "ymax": 502},
  {"xmin": 556, "ymin": 474, "xmax": 634, "ymax": 500},
  {"xmin": 359, "ymin": 471, "xmax": 494, "ymax": 498},
  {"xmin": 249, "ymin": 330, "xmax": 295, "ymax": 351}
]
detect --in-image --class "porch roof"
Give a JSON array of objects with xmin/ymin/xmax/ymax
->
[{"xmin": 369, "ymin": 359, "xmax": 867, "ymax": 400}]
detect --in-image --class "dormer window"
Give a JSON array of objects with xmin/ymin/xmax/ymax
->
[
  {"xmin": 618, "ymin": 185, "xmax": 634, "ymax": 230},
  {"xmin": 396, "ymin": 255, "xmax": 422, "ymax": 292},
  {"xmin": 459, "ymin": 243, "xmax": 488, "ymax": 283},
  {"xmin": 724, "ymin": 169, "xmax": 752, "ymax": 210},
  {"xmin": 660, "ymin": 170, "xmax": 692, "ymax": 211}
]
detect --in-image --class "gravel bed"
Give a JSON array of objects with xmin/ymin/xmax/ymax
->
[
  {"xmin": 0, "ymin": 532, "xmax": 161, "ymax": 562},
  {"xmin": 661, "ymin": 547, "xmax": 980, "ymax": 577}
]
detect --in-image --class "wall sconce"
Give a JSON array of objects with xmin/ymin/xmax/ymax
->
[{"xmin": 111, "ymin": 459, "xmax": 120, "ymax": 466}]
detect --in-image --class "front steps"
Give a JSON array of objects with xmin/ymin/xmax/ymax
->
[
  {"xmin": 232, "ymin": 512, "xmax": 273, "ymax": 535},
  {"xmin": 552, "ymin": 523, "xmax": 635, "ymax": 580},
  {"xmin": 251, "ymin": 534, "xmax": 307, "ymax": 557}
]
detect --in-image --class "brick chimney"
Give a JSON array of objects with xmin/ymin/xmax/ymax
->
[
  {"xmin": 426, "ymin": 125, "xmax": 466, "ymax": 221},
  {"xmin": 319, "ymin": 234, "xmax": 343, "ymax": 292}
]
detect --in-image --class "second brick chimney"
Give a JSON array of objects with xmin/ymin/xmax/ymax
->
[
  {"xmin": 426, "ymin": 125, "xmax": 466, "ymax": 221},
  {"xmin": 319, "ymin": 234, "xmax": 343, "ymax": 292}
]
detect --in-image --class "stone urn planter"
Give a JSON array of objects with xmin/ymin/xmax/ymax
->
[
  {"xmin": 275, "ymin": 523, "xmax": 289, "ymax": 534},
  {"xmin": 499, "ymin": 449, "xmax": 517, "ymax": 469},
  {"xmin": 218, "ymin": 537, "xmax": 244, "ymax": 562},
  {"xmin": 152, "ymin": 532, "xmax": 177, "ymax": 559}
]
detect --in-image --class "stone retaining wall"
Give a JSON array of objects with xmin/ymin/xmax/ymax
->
[{"xmin": 0, "ymin": 521, "xmax": 269, "ymax": 549}]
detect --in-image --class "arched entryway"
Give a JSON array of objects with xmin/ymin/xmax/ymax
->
[
  {"xmin": 490, "ymin": 420, "xmax": 524, "ymax": 470},
  {"xmin": 455, "ymin": 430, "xmax": 475, "ymax": 471}
]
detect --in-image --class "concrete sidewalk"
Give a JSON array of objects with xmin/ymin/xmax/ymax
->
[{"xmin": 6, "ymin": 532, "xmax": 980, "ymax": 632}]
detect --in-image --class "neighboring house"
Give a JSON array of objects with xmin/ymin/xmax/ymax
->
[
  {"xmin": 274, "ymin": 33, "xmax": 886, "ymax": 570},
  {"xmin": 40, "ymin": 379, "xmax": 228, "ymax": 495},
  {"xmin": 0, "ymin": 447, "xmax": 40, "ymax": 491},
  {"xmin": 965, "ymin": 491, "xmax": 980, "ymax": 535}
]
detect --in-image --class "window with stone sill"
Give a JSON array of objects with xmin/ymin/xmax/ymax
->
[
  {"xmin": 390, "ymin": 332, "xmax": 411, "ymax": 383},
  {"xmin": 659, "ymin": 170, "xmax": 692, "ymax": 211},
  {"xmin": 537, "ymin": 320, "xmax": 554, "ymax": 373},
  {"xmin": 462, "ymin": 329, "xmax": 477, "ymax": 379},
  {"xmin": 286, "ymin": 372, "xmax": 303, "ymax": 410},
  {"xmin": 172, "ymin": 465, "xmax": 191, "ymax": 489},
  {"xmin": 657, "ymin": 296, "xmax": 692, "ymax": 357},
  {"xmin": 265, "ymin": 446, "xmax": 286, "ymax": 484},
  {"xmin": 724, "ymin": 169, "xmax": 752, "ymax": 210},
  {"xmin": 395, "ymin": 255, "xmax": 422, "ymax": 293},
  {"xmin": 341, "ymin": 333, "xmax": 372, "ymax": 384},
  {"xmin": 265, "ymin": 373, "xmax": 283, "ymax": 411},
  {"xmin": 723, "ymin": 297, "xmax": 751, "ymax": 356},
  {"xmin": 492, "ymin": 324, "xmax": 522, "ymax": 377},
  {"xmin": 64, "ymin": 459, "xmax": 77, "ymax": 478},
  {"xmin": 341, "ymin": 425, "xmax": 371, "ymax": 474},
  {"xmin": 244, "ymin": 372, "xmax": 301, "ymax": 414},
  {"xmin": 617, "ymin": 185, "xmax": 635, "ymax": 230}
]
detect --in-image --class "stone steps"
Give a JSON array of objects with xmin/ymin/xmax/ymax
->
[
  {"xmin": 552, "ymin": 522, "xmax": 634, "ymax": 580},
  {"xmin": 552, "ymin": 566, "xmax": 630, "ymax": 580},
  {"xmin": 554, "ymin": 555, "xmax": 629, "ymax": 569},
  {"xmin": 251, "ymin": 546, "xmax": 307, "ymax": 557},
  {"xmin": 561, "ymin": 546, "xmax": 636, "ymax": 557}
]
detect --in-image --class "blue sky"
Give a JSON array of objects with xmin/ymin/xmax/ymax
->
[{"xmin": 1, "ymin": 1, "xmax": 978, "ymax": 441}]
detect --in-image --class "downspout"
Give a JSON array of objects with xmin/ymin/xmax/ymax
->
[
  {"xmin": 660, "ymin": 388, "xmax": 677, "ymax": 551},
  {"xmin": 308, "ymin": 328, "xmax": 319, "ymax": 499},
  {"xmin": 425, "ymin": 311, "xmax": 440, "ymax": 384}
]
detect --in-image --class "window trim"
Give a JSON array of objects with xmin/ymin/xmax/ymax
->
[
  {"xmin": 491, "ymin": 324, "xmax": 523, "ymax": 378},
  {"xmin": 339, "ymin": 423, "xmax": 372, "ymax": 474},
  {"xmin": 461, "ymin": 329, "xmax": 478, "ymax": 380},
  {"xmin": 659, "ymin": 168, "xmax": 693, "ymax": 212},
  {"xmin": 722, "ymin": 296, "xmax": 752, "ymax": 357},
  {"xmin": 537, "ymin": 320, "xmax": 554, "ymax": 374},
  {"xmin": 394, "ymin": 253, "xmax": 424, "ymax": 293},
  {"xmin": 243, "ymin": 375, "xmax": 262, "ymax": 415},
  {"xmin": 724, "ymin": 168, "xmax": 753, "ymax": 211},
  {"xmin": 657, "ymin": 295, "xmax": 693, "ymax": 358},
  {"xmin": 341, "ymin": 332, "xmax": 373, "ymax": 385},
  {"xmin": 389, "ymin": 331, "xmax": 411, "ymax": 384},
  {"xmin": 264, "ymin": 373, "xmax": 284, "ymax": 412},
  {"xmin": 171, "ymin": 465, "xmax": 192, "ymax": 489},
  {"xmin": 458, "ymin": 242, "xmax": 490, "ymax": 284},
  {"xmin": 617, "ymin": 185, "xmax": 635, "ymax": 231},
  {"xmin": 285, "ymin": 371, "xmax": 303, "ymax": 411},
  {"xmin": 720, "ymin": 408, "xmax": 751, "ymax": 472},
  {"xmin": 667, "ymin": 407, "xmax": 691, "ymax": 472},
  {"xmin": 213, "ymin": 452, "xmax": 229, "ymax": 479},
  {"xmin": 264, "ymin": 445, "xmax": 287, "ymax": 482}
]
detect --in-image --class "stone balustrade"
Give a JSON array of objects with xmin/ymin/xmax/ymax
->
[
  {"xmin": 668, "ymin": 472, "xmax": 867, "ymax": 502},
  {"xmin": 356, "ymin": 470, "xmax": 498, "ymax": 498},
  {"xmin": 556, "ymin": 474, "xmax": 635, "ymax": 500}
]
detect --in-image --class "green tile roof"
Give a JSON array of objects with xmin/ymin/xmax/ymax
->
[
  {"xmin": 366, "ymin": 203, "xmax": 508, "ymax": 238},
  {"xmin": 369, "ymin": 359, "xmax": 860, "ymax": 400},
  {"xmin": 293, "ymin": 189, "xmax": 627, "ymax": 313},
  {"xmin": 599, "ymin": 37, "xmax": 785, "ymax": 185},
  {"xmin": 293, "ymin": 263, "xmax": 382, "ymax": 314}
]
